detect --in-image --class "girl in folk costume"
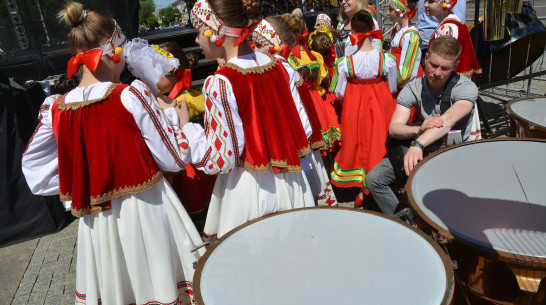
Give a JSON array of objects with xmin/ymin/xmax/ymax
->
[
  {"xmin": 21, "ymin": 2, "xmax": 204, "ymax": 304},
  {"xmin": 425, "ymin": 0, "xmax": 482, "ymax": 77},
  {"xmin": 330, "ymin": 10, "xmax": 398, "ymax": 206},
  {"xmin": 335, "ymin": 0, "xmax": 382, "ymax": 58},
  {"xmin": 158, "ymin": 42, "xmax": 217, "ymax": 230},
  {"xmin": 387, "ymin": 0, "xmax": 424, "ymax": 90},
  {"xmin": 315, "ymin": 12, "xmax": 332, "ymax": 29},
  {"xmin": 187, "ymin": 0, "xmax": 315, "ymax": 238},
  {"xmin": 252, "ymin": 17, "xmax": 337, "ymax": 206},
  {"xmin": 284, "ymin": 14, "xmax": 341, "ymax": 154}
]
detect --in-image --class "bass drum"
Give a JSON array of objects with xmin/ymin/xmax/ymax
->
[
  {"xmin": 469, "ymin": 2, "xmax": 546, "ymax": 86},
  {"xmin": 406, "ymin": 138, "xmax": 546, "ymax": 305}
]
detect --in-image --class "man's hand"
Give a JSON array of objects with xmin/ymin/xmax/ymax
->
[
  {"xmin": 175, "ymin": 97, "xmax": 190, "ymax": 128},
  {"xmin": 404, "ymin": 146, "xmax": 423, "ymax": 176},
  {"xmin": 419, "ymin": 114, "xmax": 443, "ymax": 134}
]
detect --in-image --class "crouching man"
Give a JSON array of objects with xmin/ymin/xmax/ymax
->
[{"xmin": 365, "ymin": 35, "xmax": 478, "ymax": 215}]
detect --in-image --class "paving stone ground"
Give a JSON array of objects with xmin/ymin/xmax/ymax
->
[{"xmin": 9, "ymin": 219, "xmax": 78, "ymax": 305}]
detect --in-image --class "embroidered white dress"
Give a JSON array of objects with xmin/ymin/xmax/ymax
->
[
  {"xmin": 389, "ymin": 24, "xmax": 422, "ymax": 88},
  {"xmin": 22, "ymin": 80, "xmax": 204, "ymax": 305},
  {"xmin": 181, "ymin": 52, "xmax": 315, "ymax": 238},
  {"xmin": 274, "ymin": 54, "xmax": 337, "ymax": 207}
]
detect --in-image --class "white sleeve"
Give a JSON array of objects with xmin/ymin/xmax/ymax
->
[
  {"xmin": 435, "ymin": 23, "xmax": 459, "ymax": 39},
  {"xmin": 22, "ymin": 95, "xmax": 60, "ymax": 196},
  {"xmin": 282, "ymin": 60, "xmax": 312, "ymax": 139},
  {"xmin": 385, "ymin": 55, "xmax": 399, "ymax": 95},
  {"xmin": 121, "ymin": 80, "xmax": 191, "ymax": 172},
  {"xmin": 331, "ymin": 59, "xmax": 349, "ymax": 101},
  {"xmin": 181, "ymin": 75, "xmax": 245, "ymax": 175}
]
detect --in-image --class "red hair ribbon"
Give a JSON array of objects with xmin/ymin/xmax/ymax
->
[
  {"xmin": 291, "ymin": 29, "xmax": 316, "ymax": 61},
  {"xmin": 349, "ymin": 30, "xmax": 384, "ymax": 46},
  {"xmin": 233, "ymin": 22, "xmax": 260, "ymax": 47},
  {"xmin": 168, "ymin": 69, "xmax": 192, "ymax": 99},
  {"xmin": 66, "ymin": 49, "xmax": 103, "ymax": 79}
]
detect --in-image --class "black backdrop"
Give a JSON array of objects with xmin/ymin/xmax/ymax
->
[{"xmin": 0, "ymin": 73, "xmax": 66, "ymax": 248}]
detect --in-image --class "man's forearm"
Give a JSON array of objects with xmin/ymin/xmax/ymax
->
[
  {"xmin": 415, "ymin": 124, "xmax": 451, "ymax": 147},
  {"xmin": 389, "ymin": 122, "xmax": 421, "ymax": 140}
]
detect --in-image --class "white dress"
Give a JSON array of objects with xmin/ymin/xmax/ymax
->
[
  {"xmin": 181, "ymin": 52, "xmax": 315, "ymax": 238},
  {"xmin": 22, "ymin": 80, "xmax": 205, "ymax": 305},
  {"xmin": 274, "ymin": 54, "xmax": 337, "ymax": 207}
]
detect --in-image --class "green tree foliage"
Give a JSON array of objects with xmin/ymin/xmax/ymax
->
[
  {"xmin": 147, "ymin": 15, "xmax": 159, "ymax": 28},
  {"xmin": 139, "ymin": 0, "xmax": 156, "ymax": 26},
  {"xmin": 159, "ymin": 7, "xmax": 181, "ymax": 26}
]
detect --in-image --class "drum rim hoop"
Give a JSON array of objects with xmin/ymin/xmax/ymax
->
[
  {"xmin": 405, "ymin": 137, "xmax": 546, "ymax": 267},
  {"xmin": 506, "ymin": 95, "xmax": 546, "ymax": 132},
  {"xmin": 193, "ymin": 207, "xmax": 455, "ymax": 305}
]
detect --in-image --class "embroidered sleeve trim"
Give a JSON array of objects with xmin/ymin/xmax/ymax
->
[
  {"xmin": 218, "ymin": 79, "xmax": 240, "ymax": 164},
  {"xmin": 56, "ymin": 83, "xmax": 119, "ymax": 110},
  {"xmin": 63, "ymin": 171, "xmax": 163, "ymax": 210},
  {"xmin": 224, "ymin": 57, "xmax": 278, "ymax": 75},
  {"xmin": 22, "ymin": 122, "xmax": 43, "ymax": 157},
  {"xmin": 129, "ymin": 86, "xmax": 187, "ymax": 169}
]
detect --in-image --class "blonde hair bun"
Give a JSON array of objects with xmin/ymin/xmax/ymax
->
[{"xmin": 59, "ymin": 1, "xmax": 86, "ymax": 28}]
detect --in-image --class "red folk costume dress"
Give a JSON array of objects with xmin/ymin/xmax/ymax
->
[
  {"xmin": 330, "ymin": 50, "xmax": 398, "ymax": 193},
  {"xmin": 288, "ymin": 39, "xmax": 341, "ymax": 151},
  {"xmin": 181, "ymin": 52, "xmax": 316, "ymax": 238},
  {"xmin": 429, "ymin": 13, "xmax": 482, "ymax": 77},
  {"xmin": 22, "ymin": 80, "xmax": 204, "ymax": 305}
]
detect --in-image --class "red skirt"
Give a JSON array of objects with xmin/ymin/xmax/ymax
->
[
  {"xmin": 308, "ymin": 88, "xmax": 341, "ymax": 149},
  {"xmin": 171, "ymin": 164, "xmax": 217, "ymax": 228},
  {"xmin": 331, "ymin": 78, "xmax": 396, "ymax": 193}
]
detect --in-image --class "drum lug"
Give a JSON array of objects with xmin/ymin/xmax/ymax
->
[
  {"xmin": 451, "ymin": 259, "xmax": 458, "ymax": 270},
  {"xmin": 437, "ymin": 234, "xmax": 452, "ymax": 244}
]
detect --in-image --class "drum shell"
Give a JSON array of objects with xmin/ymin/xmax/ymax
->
[
  {"xmin": 506, "ymin": 96, "xmax": 546, "ymax": 139},
  {"xmin": 405, "ymin": 139, "xmax": 546, "ymax": 305}
]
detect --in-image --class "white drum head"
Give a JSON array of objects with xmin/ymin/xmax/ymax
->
[
  {"xmin": 410, "ymin": 140, "xmax": 546, "ymax": 258},
  {"xmin": 510, "ymin": 97, "xmax": 546, "ymax": 128},
  {"xmin": 195, "ymin": 208, "xmax": 453, "ymax": 305}
]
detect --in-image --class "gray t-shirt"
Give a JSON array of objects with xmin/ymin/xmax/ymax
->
[{"xmin": 397, "ymin": 73, "xmax": 478, "ymax": 141}]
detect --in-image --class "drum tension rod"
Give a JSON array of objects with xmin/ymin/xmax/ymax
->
[{"xmin": 191, "ymin": 236, "xmax": 218, "ymax": 253}]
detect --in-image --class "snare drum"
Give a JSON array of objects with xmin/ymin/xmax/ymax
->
[
  {"xmin": 194, "ymin": 207, "xmax": 454, "ymax": 305},
  {"xmin": 406, "ymin": 138, "xmax": 546, "ymax": 305},
  {"xmin": 506, "ymin": 96, "xmax": 546, "ymax": 139}
]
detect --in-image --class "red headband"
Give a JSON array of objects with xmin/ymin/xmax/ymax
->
[{"xmin": 349, "ymin": 30, "xmax": 384, "ymax": 46}]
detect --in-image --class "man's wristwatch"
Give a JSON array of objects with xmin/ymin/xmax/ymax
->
[{"xmin": 410, "ymin": 140, "xmax": 424, "ymax": 150}]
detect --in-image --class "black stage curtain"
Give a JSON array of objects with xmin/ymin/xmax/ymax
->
[{"xmin": 0, "ymin": 75, "xmax": 66, "ymax": 248}]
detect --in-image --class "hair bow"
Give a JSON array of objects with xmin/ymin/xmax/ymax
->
[
  {"xmin": 168, "ymin": 69, "xmax": 192, "ymax": 99},
  {"xmin": 349, "ymin": 30, "xmax": 384, "ymax": 46},
  {"xmin": 291, "ymin": 29, "xmax": 316, "ymax": 61},
  {"xmin": 67, "ymin": 49, "xmax": 103, "ymax": 79}
]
